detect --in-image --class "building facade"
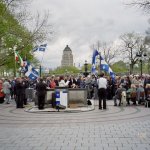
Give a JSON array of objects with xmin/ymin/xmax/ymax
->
[{"xmin": 61, "ymin": 45, "xmax": 73, "ymax": 67}]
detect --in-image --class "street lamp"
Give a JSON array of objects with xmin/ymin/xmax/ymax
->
[
  {"xmin": 84, "ymin": 60, "xmax": 88, "ymax": 77},
  {"xmin": 136, "ymin": 50, "xmax": 147, "ymax": 76}
]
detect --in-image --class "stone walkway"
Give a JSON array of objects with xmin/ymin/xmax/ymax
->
[{"xmin": 0, "ymin": 100, "xmax": 150, "ymax": 150}]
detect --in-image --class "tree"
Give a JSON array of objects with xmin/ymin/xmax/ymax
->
[
  {"xmin": 0, "ymin": 1, "xmax": 33, "ymax": 74},
  {"xmin": 92, "ymin": 41, "xmax": 119, "ymax": 65},
  {"xmin": 126, "ymin": 1, "xmax": 150, "ymax": 74},
  {"xmin": 0, "ymin": 0, "xmax": 53, "ymax": 76},
  {"xmin": 120, "ymin": 32, "xmax": 148, "ymax": 74},
  {"xmin": 143, "ymin": 19, "xmax": 150, "ymax": 74},
  {"xmin": 111, "ymin": 61, "xmax": 128, "ymax": 74},
  {"xmin": 50, "ymin": 66, "xmax": 80, "ymax": 75}
]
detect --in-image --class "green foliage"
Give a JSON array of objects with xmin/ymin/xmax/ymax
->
[
  {"xmin": 111, "ymin": 60, "xmax": 149, "ymax": 75},
  {"xmin": 111, "ymin": 61, "xmax": 128, "ymax": 73},
  {"xmin": 0, "ymin": 1, "xmax": 33, "ymax": 70},
  {"xmin": 50, "ymin": 66, "xmax": 80, "ymax": 75}
]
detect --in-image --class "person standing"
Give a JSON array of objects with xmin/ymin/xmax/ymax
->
[
  {"xmin": 14, "ymin": 78, "xmax": 24, "ymax": 108},
  {"xmin": 0, "ymin": 79, "xmax": 5, "ymax": 103},
  {"xmin": 3, "ymin": 79, "xmax": 11, "ymax": 104},
  {"xmin": 97, "ymin": 73, "xmax": 107, "ymax": 109},
  {"xmin": 36, "ymin": 78, "xmax": 47, "ymax": 110},
  {"xmin": 22, "ymin": 77, "xmax": 29, "ymax": 105}
]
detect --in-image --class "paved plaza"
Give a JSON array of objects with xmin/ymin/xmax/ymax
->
[{"xmin": 0, "ymin": 100, "xmax": 150, "ymax": 150}]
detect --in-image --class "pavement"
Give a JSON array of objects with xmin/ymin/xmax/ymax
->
[{"xmin": 0, "ymin": 99, "xmax": 150, "ymax": 150}]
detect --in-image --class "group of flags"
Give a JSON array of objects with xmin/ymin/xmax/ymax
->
[
  {"xmin": 14, "ymin": 43, "xmax": 115, "ymax": 81},
  {"xmin": 91, "ymin": 49, "xmax": 115, "ymax": 81},
  {"xmin": 14, "ymin": 44, "xmax": 47, "ymax": 80}
]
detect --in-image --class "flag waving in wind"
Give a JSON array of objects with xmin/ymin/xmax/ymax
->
[
  {"xmin": 24, "ymin": 61, "xmax": 39, "ymax": 80},
  {"xmin": 91, "ymin": 49, "xmax": 115, "ymax": 80},
  {"xmin": 91, "ymin": 49, "xmax": 99, "ymax": 74},
  {"xmin": 33, "ymin": 44, "xmax": 47, "ymax": 52},
  {"xmin": 100, "ymin": 56, "xmax": 115, "ymax": 81}
]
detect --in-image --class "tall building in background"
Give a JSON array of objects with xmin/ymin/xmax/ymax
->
[{"xmin": 61, "ymin": 45, "xmax": 73, "ymax": 67}]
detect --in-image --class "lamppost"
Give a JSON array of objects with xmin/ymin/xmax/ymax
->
[
  {"xmin": 84, "ymin": 60, "xmax": 88, "ymax": 77},
  {"xmin": 136, "ymin": 48, "xmax": 147, "ymax": 76}
]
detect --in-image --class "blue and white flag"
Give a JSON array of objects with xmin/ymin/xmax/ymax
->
[
  {"xmin": 100, "ymin": 56, "xmax": 115, "ymax": 80},
  {"xmin": 25, "ymin": 66, "xmax": 39, "ymax": 80},
  {"xmin": 23, "ymin": 61, "xmax": 39, "ymax": 80},
  {"xmin": 91, "ymin": 49, "xmax": 99, "ymax": 74},
  {"xmin": 33, "ymin": 44, "xmax": 47, "ymax": 52}
]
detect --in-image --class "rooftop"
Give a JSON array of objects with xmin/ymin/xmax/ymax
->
[{"xmin": 64, "ymin": 45, "xmax": 72, "ymax": 51}]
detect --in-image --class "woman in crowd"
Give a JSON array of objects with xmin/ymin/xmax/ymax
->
[
  {"xmin": 136, "ymin": 84, "xmax": 145, "ymax": 104},
  {"xmin": 0, "ymin": 79, "xmax": 5, "ymax": 104},
  {"xmin": 59, "ymin": 76, "xmax": 69, "ymax": 87},
  {"xmin": 49, "ymin": 76, "xmax": 56, "ymax": 88},
  {"xmin": 68, "ymin": 75, "xmax": 77, "ymax": 88}
]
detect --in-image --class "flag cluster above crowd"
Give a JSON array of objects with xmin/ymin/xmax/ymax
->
[
  {"xmin": 14, "ymin": 44, "xmax": 116, "ymax": 81},
  {"xmin": 14, "ymin": 44, "xmax": 47, "ymax": 80}
]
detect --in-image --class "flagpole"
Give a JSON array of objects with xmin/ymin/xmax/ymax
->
[
  {"xmin": 39, "ymin": 65, "xmax": 42, "ymax": 77},
  {"xmin": 40, "ymin": 50, "xmax": 45, "ymax": 77},
  {"xmin": 13, "ymin": 46, "xmax": 17, "ymax": 77},
  {"xmin": 97, "ymin": 41, "xmax": 101, "ymax": 74},
  {"xmin": 33, "ymin": 44, "xmax": 47, "ymax": 77}
]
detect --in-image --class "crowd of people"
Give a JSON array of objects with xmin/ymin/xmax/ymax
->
[{"xmin": 0, "ymin": 73, "xmax": 150, "ymax": 109}]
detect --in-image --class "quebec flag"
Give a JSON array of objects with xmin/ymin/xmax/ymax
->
[
  {"xmin": 33, "ymin": 44, "xmax": 47, "ymax": 52},
  {"xmin": 24, "ymin": 61, "xmax": 39, "ymax": 80},
  {"xmin": 100, "ymin": 56, "xmax": 115, "ymax": 81},
  {"xmin": 91, "ymin": 49, "xmax": 99, "ymax": 74}
]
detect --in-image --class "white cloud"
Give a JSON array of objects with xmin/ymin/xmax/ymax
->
[{"xmin": 30, "ymin": 0, "xmax": 149, "ymax": 69}]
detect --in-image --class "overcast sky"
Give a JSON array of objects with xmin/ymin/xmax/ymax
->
[{"xmin": 29, "ymin": 0, "xmax": 149, "ymax": 69}]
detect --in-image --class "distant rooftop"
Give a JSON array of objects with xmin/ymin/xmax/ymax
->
[{"xmin": 64, "ymin": 45, "xmax": 72, "ymax": 51}]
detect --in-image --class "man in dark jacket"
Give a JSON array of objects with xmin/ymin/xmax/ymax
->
[
  {"xmin": 14, "ymin": 78, "xmax": 24, "ymax": 108},
  {"xmin": 36, "ymin": 78, "xmax": 47, "ymax": 110},
  {"xmin": 22, "ymin": 77, "xmax": 29, "ymax": 105}
]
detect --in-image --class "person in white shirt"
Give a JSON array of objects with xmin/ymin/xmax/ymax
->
[
  {"xmin": 59, "ymin": 76, "xmax": 69, "ymax": 87},
  {"xmin": 97, "ymin": 73, "xmax": 107, "ymax": 109}
]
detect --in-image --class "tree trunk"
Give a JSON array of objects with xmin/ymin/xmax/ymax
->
[{"xmin": 130, "ymin": 63, "xmax": 134, "ymax": 74}]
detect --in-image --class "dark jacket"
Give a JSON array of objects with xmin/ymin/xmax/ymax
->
[
  {"xmin": 36, "ymin": 81, "xmax": 47, "ymax": 96},
  {"xmin": 14, "ymin": 81, "xmax": 24, "ymax": 96}
]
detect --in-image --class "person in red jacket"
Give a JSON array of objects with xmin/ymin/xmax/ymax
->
[{"xmin": 0, "ymin": 79, "xmax": 5, "ymax": 104}]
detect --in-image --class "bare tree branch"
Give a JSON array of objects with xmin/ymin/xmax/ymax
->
[{"xmin": 126, "ymin": 0, "xmax": 150, "ymax": 13}]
